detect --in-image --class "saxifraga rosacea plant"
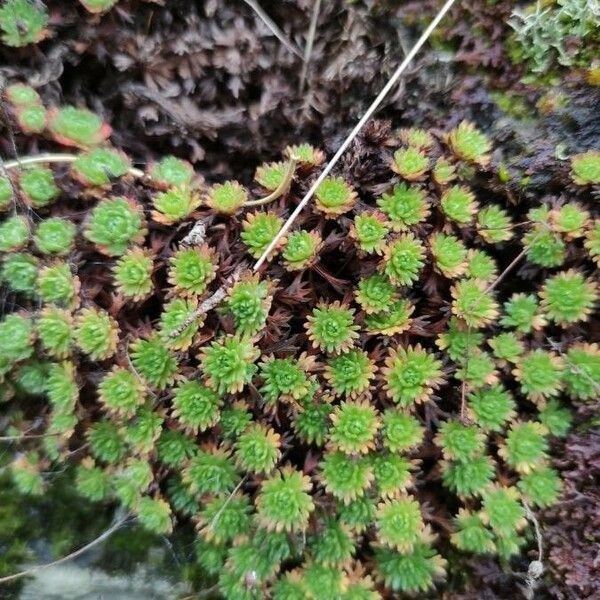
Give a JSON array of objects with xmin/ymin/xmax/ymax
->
[{"xmin": 0, "ymin": 85, "xmax": 599, "ymax": 598}]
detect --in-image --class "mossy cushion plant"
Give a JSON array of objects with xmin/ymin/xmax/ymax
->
[
  {"xmin": 47, "ymin": 106, "xmax": 112, "ymax": 148},
  {"xmin": 381, "ymin": 233, "xmax": 425, "ymax": 286},
  {"xmin": 314, "ymin": 176, "xmax": 357, "ymax": 217},
  {"xmin": 445, "ymin": 120, "xmax": 491, "ymax": 166},
  {"xmin": 320, "ymin": 451, "xmax": 373, "ymax": 504},
  {"xmin": 0, "ymin": 214, "xmax": 29, "ymax": 251},
  {"xmin": 377, "ymin": 183, "xmax": 429, "ymax": 231},
  {"xmin": 539, "ymin": 269, "xmax": 598, "ymax": 325},
  {"xmin": 305, "ymin": 302, "xmax": 359, "ymax": 354},
  {"xmin": 72, "ymin": 147, "xmax": 131, "ymax": 186},
  {"xmin": 5, "ymin": 82, "xmax": 41, "ymax": 106},
  {"xmin": 0, "ymin": 175, "xmax": 13, "ymax": 211},
  {"xmin": 151, "ymin": 186, "xmax": 201, "ymax": 224},
  {"xmin": 355, "ymin": 274, "xmax": 398, "ymax": 314},
  {"xmin": 34, "ymin": 218, "xmax": 76, "ymax": 255},
  {"xmin": 255, "ymin": 161, "xmax": 289, "ymax": 192},
  {"xmin": 1, "ymin": 110, "xmax": 593, "ymax": 596},
  {"xmin": 198, "ymin": 335, "xmax": 260, "ymax": 394},
  {"xmin": 167, "ymin": 245, "xmax": 217, "ymax": 296},
  {"xmin": 84, "ymin": 197, "xmax": 146, "ymax": 256},
  {"xmin": 440, "ymin": 185, "xmax": 478, "ymax": 225},
  {"xmin": 158, "ymin": 297, "xmax": 203, "ymax": 351},
  {"xmin": 430, "ymin": 233, "xmax": 468, "ymax": 278},
  {"xmin": 79, "ymin": 0, "xmax": 120, "ymax": 15},
  {"xmin": 432, "ymin": 157, "xmax": 456, "ymax": 186},
  {"xmin": 37, "ymin": 262, "xmax": 80, "ymax": 307},
  {"xmin": 235, "ymin": 424, "xmax": 281, "ymax": 474},
  {"xmin": 391, "ymin": 147, "xmax": 429, "ymax": 181},
  {"xmin": 329, "ymin": 400, "xmax": 380, "ymax": 455},
  {"xmin": 225, "ymin": 273, "xmax": 273, "ymax": 336},
  {"xmin": 171, "ymin": 380, "xmax": 222, "ymax": 434},
  {"xmin": 206, "ymin": 181, "xmax": 248, "ymax": 214},
  {"xmin": 350, "ymin": 212, "xmax": 390, "ymax": 254},
  {"xmin": 0, "ymin": 0, "xmax": 48, "ymax": 47},
  {"xmin": 19, "ymin": 167, "xmax": 60, "ymax": 208},
  {"xmin": 13, "ymin": 102, "xmax": 47, "ymax": 134},
  {"xmin": 74, "ymin": 307, "xmax": 119, "ymax": 360},
  {"xmin": 562, "ymin": 343, "xmax": 600, "ymax": 402},
  {"xmin": 324, "ymin": 350, "xmax": 376, "ymax": 398},
  {"xmin": 477, "ymin": 204, "xmax": 513, "ymax": 243},
  {"xmin": 382, "ymin": 345, "xmax": 444, "ymax": 407},
  {"xmin": 98, "ymin": 366, "xmax": 145, "ymax": 417},
  {"xmin": 259, "ymin": 354, "xmax": 315, "ymax": 404},
  {"xmin": 571, "ymin": 150, "xmax": 600, "ymax": 185},
  {"xmin": 282, "ymin": 229, "xmax": 322, "ymax": 270},
  {"xmin": 255, "ymin": 467, "xmax": 314, "ymax": 532},
  {"xmin": 112, "ymin": 247, "xmax": 154, "ymax": 300},
  {"xmin": 1, "ymin": 252, "xmax": 38, "ymax": 296},
  {"xmin": 451, "ymin": 279, "xmax": 499, "ymax": 328},
  {"xmin": 241, "ymin": 211, "xmax": 284, "ymax": 259},
  {"xmin": 36, "ymin": 307, "xmax": 74, "ymax": 358},
  {"xmin": 513, "ymin": 349, "xmax": 563, "ymax": 404},
  {"xmin": 523, "ymin": 225, "xmax": 566, "ymax": 268},
  {"xmin": 129, "ymin": 335, "xmax": 179, "ymax": 390}
]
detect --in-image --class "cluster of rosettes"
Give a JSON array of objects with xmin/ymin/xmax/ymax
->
[{"xmin": 1, "ymin": 83, "xmax": 599, "ymax": 600}]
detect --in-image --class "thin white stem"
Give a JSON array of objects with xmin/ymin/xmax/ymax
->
[
  {"xmin": 3, "ymin": 153, "xmax": 293, "ymax": 209},
  {"xmin": 244, "ymin": 156, "xmax": 298, "ymax": 207},
  {"xmin": 208, "ymin": 476, "xmax": 247, "ymax": 532},
  {"xmin": 242, "ymin": 0, "xmax": 304, "ymax": 59},
  {"xmin": 3, "ymin": 153, "xmax": 146, "ymax": 178},
  {"xmin": 253, "ymin": 0, "xmax": 459, "ymax": 271},
  {"xmin": 0, "ymin": 514, "xmax": 131, "ymax": 583},
  {"xmin": 298, "ymin": 0, "xmax": 322, "ymax": 93}
]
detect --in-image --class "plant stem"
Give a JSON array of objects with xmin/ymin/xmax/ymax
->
[
  {"xmin": 244, "ymin": 156, "xmax": 298, "ymax": 207},
  {"xmin": 298, "ymin": 0, "xmax": 322, "ymax": 93},
  {"xmin": 242, "ymin": 0, "xmax": 304, "ymax": 59},
  {"xmin": 3, "ymin": 153, "xmax": 146, "ymax": 178},
  {"xmin": 0, "ymin": 514, "xmax": 131, "ymax": 584},
  {"xmin": 3, "ymin": 153, "xmax": 295, "ymax": 209},
  {"xmin": 485, "ymin": 248, "xmax": 527, "ymax": 293}
]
